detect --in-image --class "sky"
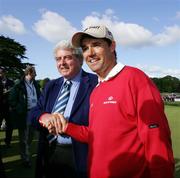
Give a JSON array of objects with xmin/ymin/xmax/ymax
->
[{"xmin": 0, "ymin": 0, "xmax": 180, "ymax": 80}]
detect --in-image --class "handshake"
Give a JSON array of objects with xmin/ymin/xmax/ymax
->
[{"xmin": 39, "ymin": 113, "xmax": 68, "ymax": 135}]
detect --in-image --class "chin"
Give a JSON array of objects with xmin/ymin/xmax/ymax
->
[
  {"xmin": 89, "ymin": 66, "xmax": 99, "ymax": 72},
  {"xmin": 64, "ymin": 73, "xmax": 72, "ymax": 79},
  {"xmin": 61, "ymin": 71, "xmax": 69, "ymax": 75}
]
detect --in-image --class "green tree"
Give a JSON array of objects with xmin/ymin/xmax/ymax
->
[
  {"xmin": 39, "ymin": 77, "xmax": 50, "ymax": 91},
  {"xmin": 152, "ymin": 75, "xmax": 180, "ymax": 93},
  {"xmin": 0, "ymin": 35, "xmax": 33, "ymax": 79}
]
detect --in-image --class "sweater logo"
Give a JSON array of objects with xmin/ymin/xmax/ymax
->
[
  {"xmin": 103, "ymin": 96, "xmax": 117, "ymax": 104},
  {"xmin": 108, "ymin": 96, "xmax": 113, "ymax": 100}
]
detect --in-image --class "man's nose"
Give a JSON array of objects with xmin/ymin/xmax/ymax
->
[
  {"xmin": 88, "ymin": 47, "xmax": 95, "ymax": 56},
  {"xmin": 59, "ymin": 58, "xmax": 66, "ymax": 65}
]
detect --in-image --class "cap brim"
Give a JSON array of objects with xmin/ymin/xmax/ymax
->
[{"xmin": 71, "ymin": 32, "xmax": 86, "ymax": 47}]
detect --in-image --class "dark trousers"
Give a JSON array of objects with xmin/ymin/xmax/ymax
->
[
  {"xmin": 47, "ymin": 144, "xmax": 77, "ymax": 178},
  {"xmin": 35, "ymin": 133, "xmax": 88, "ymax": 178}
]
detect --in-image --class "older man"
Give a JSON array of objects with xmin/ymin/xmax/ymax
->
[{"xmin": 31, "ymin": 40, "xmax": 97, "ymax": 178}]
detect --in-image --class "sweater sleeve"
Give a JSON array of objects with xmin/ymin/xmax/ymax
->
[
  {"xmin": 65, "ymin": 123, "xmax": 89, "ymax": 143},
  {"xmin": 136, "ymin": 78, "xmax": 174, "ymax": 178}
]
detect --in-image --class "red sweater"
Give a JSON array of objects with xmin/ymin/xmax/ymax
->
[{"xmin": 66, "ymin": 66, "xmax": 174, "ymax": 178}]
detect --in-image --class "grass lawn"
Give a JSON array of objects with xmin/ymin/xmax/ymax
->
[
  {"xmin": 0, "ymin": 105, "xmax": 180, "ymax": 178},
  {"xmin": 165, "ymin": 105, "xmax": 180, "ymax": 178},
  {"xmin": 0, "ymin": 130, "xmax": 38, "ymax": 178}
]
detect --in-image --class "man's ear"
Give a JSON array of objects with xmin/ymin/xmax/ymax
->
[{"xmin": 110, "ymin": 41, "xmax": 116, "ymax": 53}]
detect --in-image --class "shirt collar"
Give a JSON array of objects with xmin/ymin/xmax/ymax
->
[
  {"xmin": 98, "ymin": 62, "xmax": 125, "ymax": 83},
  {"xmin": 63, "ymin": 69, "xmax": 82, "ymax": 85},
  {"xmin": 25, "ymin": 79, "xmax": 33, "ymax": 85}
]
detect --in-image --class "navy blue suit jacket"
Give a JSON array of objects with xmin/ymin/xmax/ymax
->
[{"xmin": 31, "ymin": 70, "xmax": 98, "ymax": 177}]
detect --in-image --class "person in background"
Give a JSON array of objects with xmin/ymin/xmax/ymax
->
[
  {"xmin": 9, "ymin": 66, "xmax": 41, "ymax": 168},
  {"xmin": 30, "ymin": 40, "xmax": 98, "ymax": 178},
  {"xmin": 0, "ymin": 68, "xmax": 14, "ymax": 147},
  {"xmin": 0, "ymin": 70, "xmax": 4, "ymax": 129},
  {"xmin": 45, "ymin": 25, "xmax": 175, "ymax": 178},
  {"xmin": 0, "ymin": 77, "xmax": 7, "ymax": 178}
]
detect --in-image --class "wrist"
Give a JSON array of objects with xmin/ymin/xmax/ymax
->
[{"xmin": 63, "ymin": 122, "xmax": 69, "ymax": 133}]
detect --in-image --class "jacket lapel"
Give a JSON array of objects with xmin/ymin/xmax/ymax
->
[
  {"xmin": 50, "ymin": 78, "xmax": 64, "ymax": 111},
  {"xmin": 70, "ymin": 71, "xmax": 90, "ymax": 116}
]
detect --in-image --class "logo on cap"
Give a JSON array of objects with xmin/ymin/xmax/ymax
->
[{"xmin": 84, "ymin": 26, "xmax": 101, "ymax": 32}]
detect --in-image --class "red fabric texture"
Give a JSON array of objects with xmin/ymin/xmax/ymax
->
[{"xmin": 66, "ymin": 66, "xmax": 174, "ymax": 178}]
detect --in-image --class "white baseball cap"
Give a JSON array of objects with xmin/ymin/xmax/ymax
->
[{"xmin": 72, "ymin": 25, "xmax": 114, "ymax": 47}]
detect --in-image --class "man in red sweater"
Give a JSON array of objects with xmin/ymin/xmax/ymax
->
[{"xmin": 42, "ymin": 25, "xmax": 174, "ymax": 178}]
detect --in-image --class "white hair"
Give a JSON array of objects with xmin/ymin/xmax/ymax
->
[{"xmin": 53, "ymin": 40, "xmax": 83, "ymax": 63}]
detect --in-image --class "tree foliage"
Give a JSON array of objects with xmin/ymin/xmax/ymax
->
[
  {"xmin": 39, "ymin": 77, "xmax": 51, "ymax": 91},
  {"xmin": 152, "ymin": 75, "xmax": 180, "ymax": 93},
  {"xmin": 0, "ymin": 35, "xmax": 33, "ymax": 79}
]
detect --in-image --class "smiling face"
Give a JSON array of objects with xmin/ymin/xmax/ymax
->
[
  {"xmin": 55, "ymin": 48, "xmax": 82, "ymax": 80},
  {"xmin": 81, "ymin": 37, "xmax": 116, "ymax": 80}
]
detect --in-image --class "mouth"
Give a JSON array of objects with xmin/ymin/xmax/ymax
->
[
  {"xmin": 60, "ymin": 66, "xmax": 69, "ymax": 70},
  {"xmin": 88, "ymin": 57, "xmax": 99, "ymax": 64},
  {"xmin": 60, "ymin": 68, "xmax": 69, "ymax": 73}
]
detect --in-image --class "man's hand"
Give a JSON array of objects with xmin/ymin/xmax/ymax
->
[
  {"xmin": 56, "ymin": 113, "xmax": 68, "ymax": 133},
  {"xmin": 39, "ymin": 113, "xmax": 68, "ymax": 135}
]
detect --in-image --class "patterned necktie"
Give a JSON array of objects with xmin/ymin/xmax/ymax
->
[
  {"xmin": 47, "ymin": 80, "xmax": 72, "ymax": 143},
  {"xmin": 53, "ymin": 80, "xmax": 72, "ymax": 114}
]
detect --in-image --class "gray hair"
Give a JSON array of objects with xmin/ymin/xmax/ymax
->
[{"xmin": 53, "ymin": 40, "xmax": 83, "ymax": 65}]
